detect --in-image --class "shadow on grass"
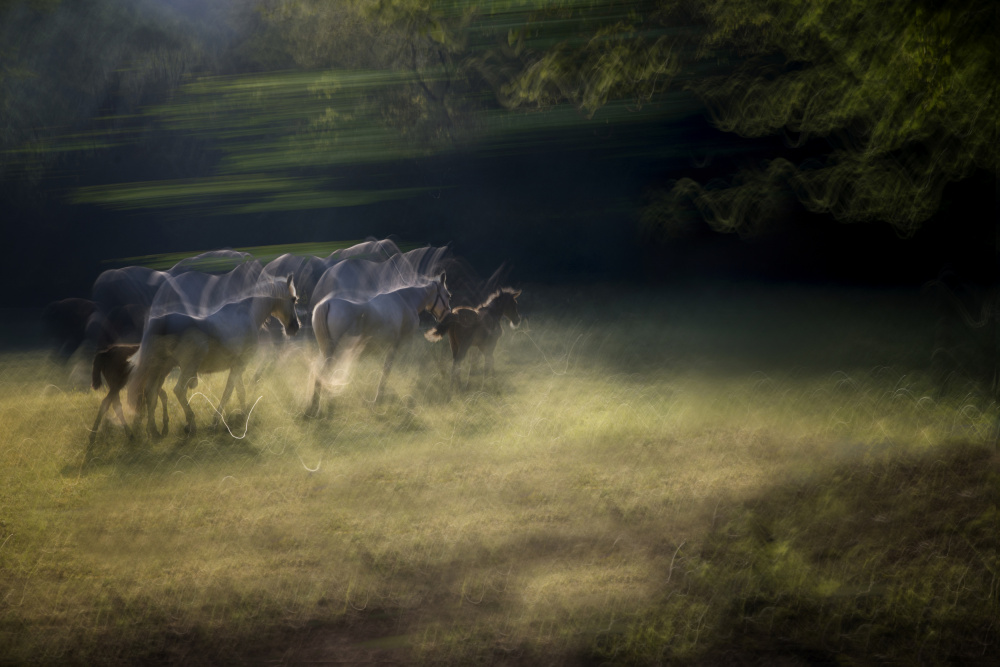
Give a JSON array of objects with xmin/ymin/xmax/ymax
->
[
  {"xmin": 522, "ymin": 282, "xmax": 939, "ymax": 380},
  {"xmin": 593, "ymin": 440, "xmax": 1000, "ymax": 665},
  {"xmin": 65, "ymin": 428, "xmax": 266, "ymax": 480}
]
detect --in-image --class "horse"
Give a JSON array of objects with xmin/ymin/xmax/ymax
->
[
  {"xmin": 424, "ymin": 287, "xmax": 522, "ymax": 392},
  {"xmin": 306, "ymin": 273, "xmax": 450, "ymax": 416},
  {"xmin": 89, "ymin": 344, "xmax": 168, "ymax": 446},
  {"xmin": 127, "ymin": 275, "xmax": 300, "ymax": 438}
]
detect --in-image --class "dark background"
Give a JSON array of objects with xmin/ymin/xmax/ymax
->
[{"xmin": 4, "ymin": 113, "xmax": 995, "ymax": 309}]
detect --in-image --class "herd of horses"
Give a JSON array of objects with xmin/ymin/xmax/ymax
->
[{"xmin": 44, "ymin": 239, "xmax": 522, "ymax": 446}]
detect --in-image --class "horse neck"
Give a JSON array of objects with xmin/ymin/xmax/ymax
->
[
  {"xmin": 399, "ymin": 284, "xmax": 434, "ymax": 313},
  {"xmin": 250, "ymin": 292, "xmax": 282, "ymax": 326}
]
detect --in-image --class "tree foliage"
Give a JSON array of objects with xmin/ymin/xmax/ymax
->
[
  {"xmin": 228, "ymin": 0, "xmax": 1000, "ymax": 232},
  {"xmin": 491, "ymin": 0, "xmax": 998, "ymax": 234}
]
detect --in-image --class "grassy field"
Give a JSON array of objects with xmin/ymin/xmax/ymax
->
[{"xmin": 1, "ymin": 283, "xmax": 997, "ymax": 665}]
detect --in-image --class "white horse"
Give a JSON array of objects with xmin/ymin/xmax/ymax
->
[
  {"xmin": 127, "ymin": 275, "xmax": 300, "ymax": 438},
  {"xmin": 306, "ymin": 273, "xmax": 450, "ymax": 416}
]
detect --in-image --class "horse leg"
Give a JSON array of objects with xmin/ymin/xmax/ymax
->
[
  {"xmin": 174, "ymin": 368, "xmax": 198, "ymax": 437},
  {"xmin": 235, "ymin": 370, "xmax": 247, "ymax": 415},
  {"xmin": 450, "ymin": 342, "xmax": 466, "ymax": 394},
  {"xmin": 307, "ymin": 321, "xmax": 343, "ymax": 417},
  {"xmin": 483, "ymin": 341, "xmax": 498, "ymax": 385},
  {"xmin": 144, "ymin": 384, "xmax": 160, "ymax": 439},
  {"xmin": 111, "ymin": 392, "xmax": 132, "ymax": 440},
  {"xmin": 452, "ymin": 344, "xmax": 472, "ymax": 394},
  {"xmin": 213, "ymin": 367, "xmax": 244, "ymax": 429},
  {"xmin": 307, "ymin": 374, "xmax": 323, "ymax": 418},
  {"xmin": 89, "ymin": 394, "xmax": 113, "ymax": 445},
  {"xmin": 158, "ymin": 387, "xmax": 169, "ymax": 436},
  {"xmin": 445, "ymin": 328, "xmax": 470, "ymax": 395},
  {"xmin": 374, "ymin": 345, "xmax": 398, "ymax": 404},
  {"xmin": 144, "ymin": 365, "xmax": 168, "ymax": 440},
  {"xmin": 463, "ymin": 345, "xmax": 478, "ymax": 392}
]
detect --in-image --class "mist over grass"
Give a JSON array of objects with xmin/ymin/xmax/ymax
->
[{"xmin": 1, "ymin": 283, "xmax": 997, "ymax": 664}]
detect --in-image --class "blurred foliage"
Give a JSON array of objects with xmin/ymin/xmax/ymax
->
[
  {"xmin": 2, "ymin": 0, "xmax": 995, "ymax": 230},
  {"xmin": 470, "ymin": 0, "xmax": 997, "ymax": 235},
  {"xmin": 659, "ymin": 0, "xmax": 999, "ymax": 235}
]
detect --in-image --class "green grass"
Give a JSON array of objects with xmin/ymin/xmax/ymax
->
[{"xmin": 1, "ymin": 283, "xmax": 997, "ymax": 664}]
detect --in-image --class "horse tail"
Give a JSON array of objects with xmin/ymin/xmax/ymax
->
[
  {"xmin": 311, "ymin": 299, "xmax": 332, "ymax": 359},
  {"xmin": 91, "ymin": 348, "xmax": 108, "ymax": 391},
  {"xmin": 424, "ymin": 313, "xmax": 454, "ymax": 342},
  {"xmin": 126, "ymin": 322, "xmax": 159, "ymax": 412}
]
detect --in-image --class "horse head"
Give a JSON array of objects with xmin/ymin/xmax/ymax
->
[
  {"xmin": 501, "ymin": 288, "xmax": 522, "ymax": 328},
  {"xmin": 428, "ymin": 272, "xmax": 451, "ymax": 321},
  {"xmin": 272, "ymin": 275, "xmax": 300, "ymax": 336}
]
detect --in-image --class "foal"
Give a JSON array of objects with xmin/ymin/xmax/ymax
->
[
  {"xmin": 425, "ymin": 287, "xmax": 521, "ymax": 392},
  {"xmin": 89, "ymin": 344, "xmax": 167, "ymax": 445}
]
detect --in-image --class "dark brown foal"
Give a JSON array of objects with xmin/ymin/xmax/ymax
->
[
  {"xmin": 89, "ymin": 344, "xmax": 167, "ymax": 445},
  {"xmin": 425, "ymin": 287, "xmax": 521, "ymax": 392}
]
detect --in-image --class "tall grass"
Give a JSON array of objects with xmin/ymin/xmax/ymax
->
[{"xmin": 0, "ymin": 283, "xmax": 996, "ymax": 664}]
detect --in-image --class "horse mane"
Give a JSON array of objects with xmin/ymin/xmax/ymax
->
[
  {"xmin": 248, "ymin": 275, "xmax": 296, "ymax": 299},
  {"xmin": 481, "ymin": 286, "xmax": 518, "ymax": 310}
]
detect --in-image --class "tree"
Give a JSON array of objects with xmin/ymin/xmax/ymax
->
[{"xmin": 490, "ymin": 0, "xmax": 998, "ymax": 235}]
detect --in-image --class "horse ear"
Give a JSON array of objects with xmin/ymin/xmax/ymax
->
[
  {"xmin": 439, "ymin": 271, "xmax": 447, "ymax": 286},
  {"xmin": 513, "ymin": 290, "xmax": 522, "ymax": 299},
  {"xmin": 286, "ymin": 274, "xmax": 296, "ymax": 295}
]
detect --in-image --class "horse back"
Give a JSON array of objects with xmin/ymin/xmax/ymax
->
[
  {"xmin": 319, "ymin": 292, "xmax": 417, "ymax": 342},
  {"xmin": 321, "ymin": 298, "xmax": 368, "ymax": 336}
]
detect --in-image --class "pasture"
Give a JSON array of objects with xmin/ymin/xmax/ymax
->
[{"xmin": 1, "ymin": 283, "xmax": 997, "ymax": 664}]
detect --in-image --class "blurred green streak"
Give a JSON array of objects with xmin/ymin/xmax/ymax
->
[
  {"xmin": 72, "ymin": 174, "xmax": 428, "ymax": 212},
  {"xmin": 221, "ymin": 187, "xmax": 433, "ymax": 214},
  {"xmin": 73, "ymin": 175, "xmax": 311, "ymax": 209},
  {"xmin": 113, "ymin": 239, "xmax": 421, "ymax": 269}
]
